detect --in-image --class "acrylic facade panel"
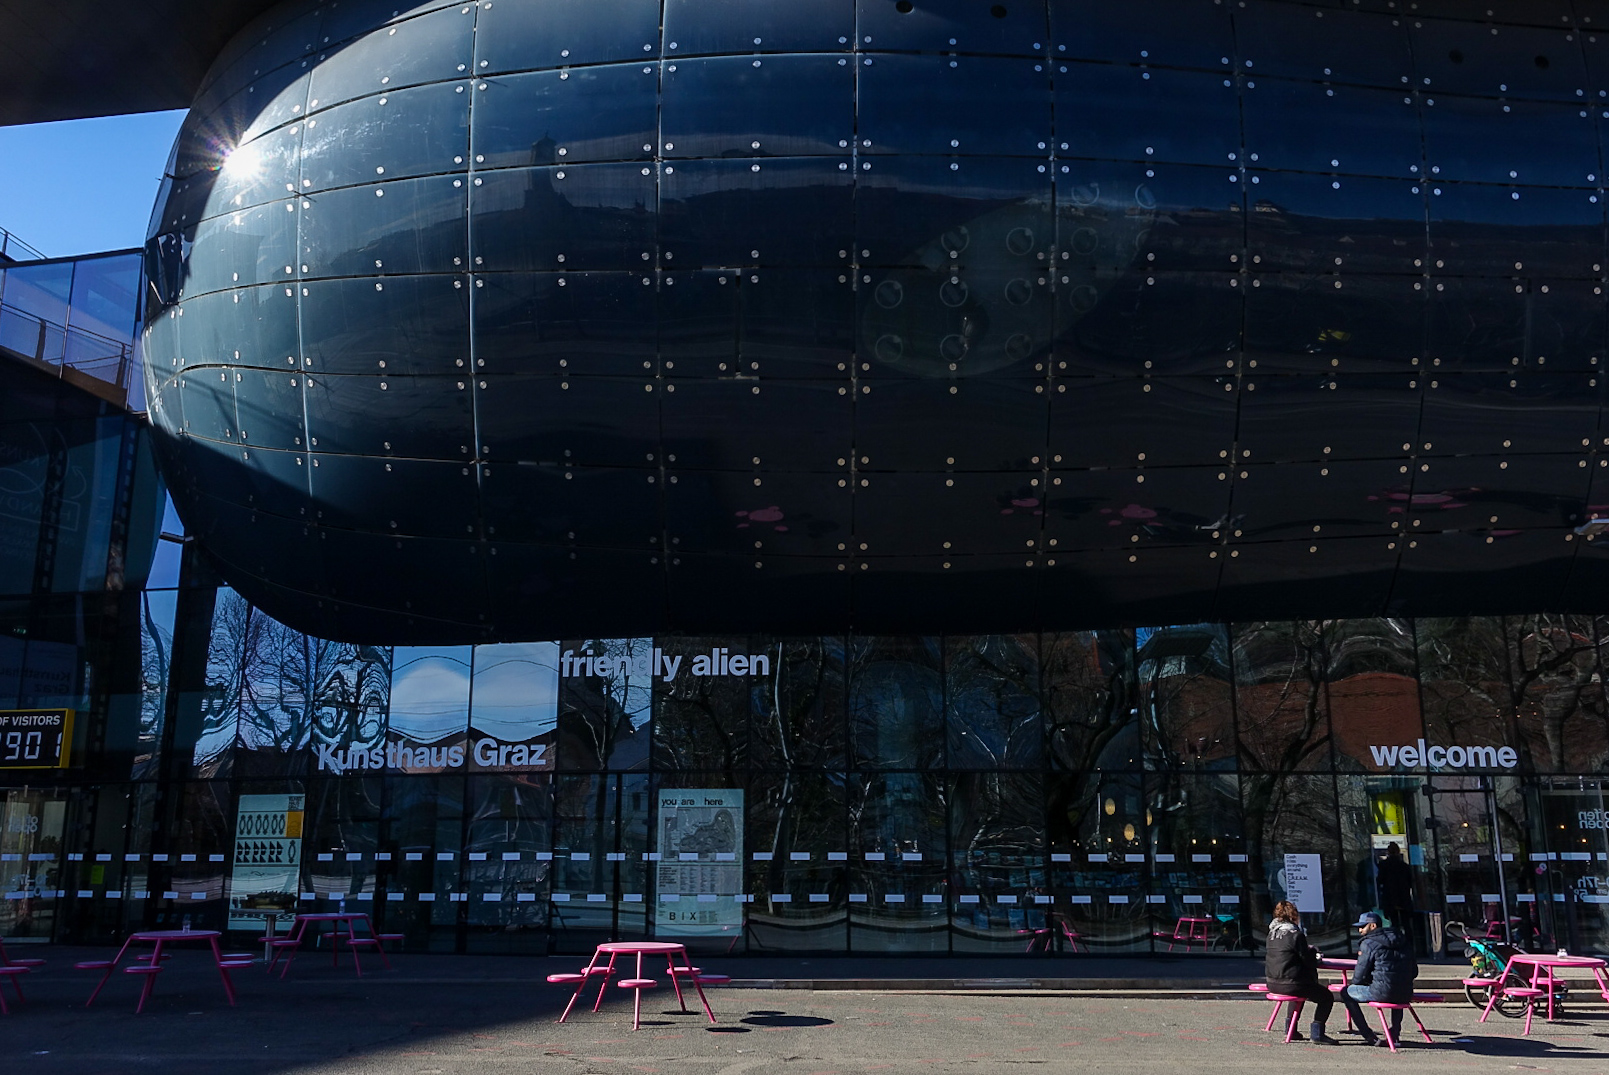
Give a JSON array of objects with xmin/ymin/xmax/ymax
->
[{"xmin": 139, "ymin": 0, "xmax": 1609, "ymax": 648}]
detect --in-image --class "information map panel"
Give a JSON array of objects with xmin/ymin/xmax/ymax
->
[{"xmin": 0, "ymin": 709, "xmax": 73, "ymax": 770}]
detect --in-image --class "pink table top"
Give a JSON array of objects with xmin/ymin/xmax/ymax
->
[
  {"xmin": 595, "ymin": 941, "xmax": 686, "ymax": 954},
  {"xmin": 1320, "ymin": 957, "xmax": 1357, "ymax": 967},
  {"xmin": 1176, "ymin": 917, "xmax": 1214, "ymax": 924},
  {"xmin": 131, "ymin": 930, "xmax": 221, "ymax": 940},
  {"xmin": 1508, "ymin": 953, "xmax": 1608, "ymax": 969}
]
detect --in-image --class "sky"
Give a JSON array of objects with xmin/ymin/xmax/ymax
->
[{"xmin": 0, "ymin": 110, "xmax": 187, "ymax": 259}]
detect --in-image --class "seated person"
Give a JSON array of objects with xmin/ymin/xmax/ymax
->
[
  {"xmin": 1264, "ymin": 899, "xmax": 1337, "ymax": 1045},
  {"xmin": 1338, "ymin": 911, "xmax": 1419, "ymax": 1046}
]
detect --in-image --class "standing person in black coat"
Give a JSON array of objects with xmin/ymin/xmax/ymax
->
[
  {"xmin": 1376, "ymin": 842, "xmax": 1415, "ymax": 940},
  {"xmin": 1338, "ymin": 911, "xmax": 1419, "ymax": 1046},
  {"xmin": 1264, "ymin": 900, "xmax": 1337, "ymax": 1045}
]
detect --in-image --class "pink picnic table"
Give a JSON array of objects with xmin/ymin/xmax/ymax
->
[
  {"xmin": 1503, "ymin": 953, "xmax": 1609, "ymax": 1027},
  {"xmin": 80, "ymin": 929, "xmax": 239, "ymax": 1013},
  {"xmin": 550, "ymin": 940, "xmax": 722, "ymax": 1030},
  {"xmin": 272, "ymin": 912, "xmax": 392, "ymax": 978}
]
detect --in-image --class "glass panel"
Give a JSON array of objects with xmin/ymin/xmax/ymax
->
[
  {"xmin": 1139, "ymin": 624, "xmax": 1235, "ymax": 767},
  {"xmin": 299, "ymin": 175, "xmax": 467, "ymax": 278},
  {"xmin": 178, "ymin": 369, "xmax": 238, "ymax": 444},
  {"xmin": 662, "ymin": 55, "xmax": 853, "ymax": 159},
  {"xmin": 1428, "ymin": 183, "xmax": 1604, "ymax": 278},
  {"xmin": 475, "ymin": 272, "xmax": 655, "ymax": 376},
  {"xmin": 661, "ymin": 159, "xmax": 855, "ymax": 269},
  {"xmin": 1417, "ymin": 617, "xmax": 1520, "ymax": 766},
  {"xmin": 752, "ymin": 637, "xmax": 848, "ymax": 771},
  {"xmin": 1410, "ymin": 20, "xmax": 1589, "ymax": 101},
  {"xmin": 950, "ymin": 772, "xmax": 1046, "ymax": 952},
  {"xmin": 464, "ymin": 773, "xmax": 552, "ymax": 952},
  {"xmin": 1231, "ymin": 459, "xmax": 1406, "ymax": 543},
  {"xmin": 480, "ymin": 464, "xmax": 659, "ymax": 547},
  {"xmin": 1052, "ymin": 64, "xmax": 1239, "ymax": 167},
  {"xmin": 1246, "ymin": 173, "xmax": 1426, "ymax": 275},
  {"xmin": 236, "ymin": 620, "xmax": 378, "ymax": 780},
  {"xmin": 859, "ymin": 0, "xmax": 1048, "ymax": 55},
  {"xmin": 303, "ymin": 373, "xmax": 474, "ymax": 460},
  {"xmin": 300, "ymin": 275, "xmax": 470, "ymax": 375},
  {"xmin": 307, "ymin": 455, "xmax": 478, "ymax": 538},
  {"xmin": 854, "ymin": 379, "xmax": 1046, "ymax": 472},
  {"xmin": 473, "ymin": 66, "xmax": 656, "ymax": 170},
  {"xmin": 849, "ymin": 772, "xmax": 948, "ymax": 952},
  {"xmin": 305, "ymin": 3, "xmax": 475, "ymax": 109},
  {"xmin": 1423, "ymin": 96, "xmax": 1599, "ymax": 187},
  {"xmin": 476, "ymin": 375, "xmax": 659, "ymax": 467},
  {"xmin": 1504, "ymin": 616, "xmax": 1607, "ymax": 773},
  {"xmin": 469, "ymin": 642, "xmax": 560, "ymax": 773},
  {"xmin": 739, "ymin": 267, "xmax": 855, "ymax": 377},
  {"xmin": 660, "ymin": 380, "xmax": 851, "ymax": 471},
  {"xmin": 1044, "ymin": 629, "xmax": 1136, "ymax": 771},
  {"xmin": 1243, "ymin": 275, "xmax": 1424, "ymax": 373},
  {"xmin": 1048, "ymin": 770, "xmax": 1149, "ymax": 952},
  {"xmin": 859, "ymin": 55, "xmax": 1050, "ymax": 158},
  {"xmin": 1147, "ymin": 772, "xmax": 1249, "ymax": 954},
  {"xmin": 857, "ymin": 156, "xmax": 1050, "ymax": 270},
  {"xmin": 474, "ymin": 0, "xmax": 662, "ymax": 73},
  {"xmin": 1420, "ymin": 374, "xmax": 1599, "ymax": 455},
  {"xmin": 945, "ymin": 635, "xmax": 1041, "ymax": 770},
  {"xmin": 848, "ymin": 636, "xmax": 940, "ymax": 770},
  {"xmin": 66, "ymin": 253, "xmax": 141, "ymax": 344},
  {"xmin": 472, "ymin": 164, "xmax": 656, "ymax": 272},
  {"xmin": 1046, "ymin": 465, "xmax": 1229, "ymax": 552},
  {"xmin": 1049, "ymin": 376, "xmax": 1237, "ymax": 469},
  {"xmin": 1233, "ymin": 622, "xmax": 1330, "ymax": 773},
  {"xmin": 1245, "ymin": 82, "xmax": 1421, "ymax": 179},
  {"xmin": 1235, "ymin": 373, "xmax": 1420, "ymax": 461},
  {"xmin": 556, "ymin": 638, "xmax": 654, "ymax": 770},
  {"xmin": 207, "ymin": 122, "xmax": 302, "ymax": 216},
  {"xmin": 1410, "ymin": 454, "xmax": 1589, "ymax": 533},
  {"xmin": 746, "ymin": 772, "xmax": 846, "ymax": 953},
  {"xmin": 1244, "ymin": 774, "xmax": 1346, "ymax": 948},
  {"xmin": 300, "ymin": 79, "xmax": 469, "ymax": 191},
  {"xmin": 666, "ymin": 470, "xmax": 849, "ymax": 557},
  {"xmin": 177, "ymin": 284, "xmax": 301, "ymax": 371},
  {"xmin": 1233, "ymin": 1, "xmax": 1412, "ymax": 88},
  {"xmin": 1049, "ymin": 0, "xmax": 1233, "ymax": 71},
  {"xmin": 665, "ymin": 0, "xmax": 853, "ymax": 55},
  {"xmin": 182, "ymin": 201, "xmax": 299, "ymax": 297},
  {"xmin": 651, "ymin": 636, "xmax": 752, "ymax": 771},
  {"xmin": 227, "ymin": 368, "xmax": 302, "ymax": 453}
]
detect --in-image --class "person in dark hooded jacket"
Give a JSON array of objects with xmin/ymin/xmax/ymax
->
[
  {"xmin": 1337, "ymin": 911, "xmax": 1418, "ymax": 1046},
  {"xmin": 1263, "ymin": 900, "xmax": 1337, "ymax": 1044}
]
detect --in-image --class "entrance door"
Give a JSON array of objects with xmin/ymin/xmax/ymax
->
[
  {"xmin": 0, "ymin": 787, "xmax": 65, "ymax": 941},
  {"xmin": 1424, "ymin": 776, "xmax": 1521, "ymax": 953}
]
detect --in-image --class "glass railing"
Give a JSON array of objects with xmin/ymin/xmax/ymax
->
[
  {"xmin": 0, "ymin": 227, "xmax": 46, "ymax": 263},
  {"xmin": 0, "ymin": 298, "xmax": 133, "ymax": 391}
]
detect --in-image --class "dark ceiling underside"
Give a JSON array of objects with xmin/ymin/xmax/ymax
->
[{"xmin": 0, "ymin": 0, "xmax": 278, "ymax": 125}]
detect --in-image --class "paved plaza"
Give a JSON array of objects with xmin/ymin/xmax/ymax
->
[{"xmin": 2, "ymin": 952, "xmax": 1609, "ymax": 1074}]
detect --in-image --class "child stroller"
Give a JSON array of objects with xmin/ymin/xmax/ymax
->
[{"xmin": 1451, "ymin": 922, "xmax": 1568, "ymax": 1017}]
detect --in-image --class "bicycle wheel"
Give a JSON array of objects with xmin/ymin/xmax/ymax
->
[
  {"xmin": 1464, "ymin": 982, "xmax": 1494, "ymax": 1011},
  {"xmin": 1492, "ymin": 972, "xmax": 1534, "ymax": 1019}
]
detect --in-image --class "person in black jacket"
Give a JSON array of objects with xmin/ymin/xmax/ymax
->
[
  {"xmin": 1338, "ymin": 911, "xmax": 1419, "ymax": 1046},
  {"xmin": 1263, "ymin": 900, "xmax": 1337, "ymax": 1045}
]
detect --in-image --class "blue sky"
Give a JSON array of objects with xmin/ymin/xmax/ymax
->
[{"xmin": 0, "ymin": 111, "xmax": 186, "ymax": 259}]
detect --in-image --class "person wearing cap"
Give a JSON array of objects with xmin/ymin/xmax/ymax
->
[{"xmin": 1338, "ymin": 911, "xmax": 1418, "ymax": 1046}]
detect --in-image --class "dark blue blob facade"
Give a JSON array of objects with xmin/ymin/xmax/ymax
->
[{"xmin": 143, "ymin": 0, "xmax": 1609, "ymax": 643}]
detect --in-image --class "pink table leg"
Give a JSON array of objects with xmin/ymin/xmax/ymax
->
[
  {"xmin": 1544, "ymin": 965, "xmax": 1557, "ymax": 1023},
  {"xmin": 680, "ymin": 945, "xmax": 716, "ymax": 1024},
  {"xmin": 632, "ymin": 952, "xmax": 644, "ymax": 1032},
  {"xmin": 666, "ymin": 951, "xmax": 688, "ymax": 1012},
  {"xmin": 558, "ymin": 949, "xmax": 604, "ymax": 1023},
  {"xmin": 209, "ymin": 935, "xmax": 238, "ymax": 1006},
  {"xmin": 592, "ymin": 953, "xmax": 618, "ymax": 1013},
  {"xmin": 135, "ymin": 940, "xmax": 165, "ymax": 1014}
]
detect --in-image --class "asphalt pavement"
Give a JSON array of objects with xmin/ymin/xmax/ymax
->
[{"xmin": 3, "ymin": 949, "xmax": 1607, "ymax": 1074}]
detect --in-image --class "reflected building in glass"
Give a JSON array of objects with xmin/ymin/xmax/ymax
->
[{"xmin": 12, "ymin": 0, "xmax": 1609, "ymax": 959}]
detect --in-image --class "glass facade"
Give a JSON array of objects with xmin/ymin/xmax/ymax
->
[{"xmin": 141, "ymin": 0, "xmax": 1609, "ymax": 645}]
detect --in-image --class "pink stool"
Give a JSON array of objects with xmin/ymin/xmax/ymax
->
[
  {"xmin": 1481, "ymin": 985, "xmax": 1544, "ymax": 1035},
  {"xmin": 1265, "ymin": 993, "xmax": 1306, "ymax": 1042},
  {"xmin": 1368, "ymin": 1001, "xmax": 1432, "ymax": 1052},
  {"xmin": 0, "ymin": 940, "xmax": 45, "ymax": 970},
  {"xmin": 617, "ymin": 977, "xmax": 656, "ymax": 1031},
  {"xmin": 266, "ymin": 938, "xmax": 302, "ymax": 977},
  {"xmin": 75, "ymin": 960, "xmax": 118, "ymax": 1006},
  {"xmin": 123, "ymin": 965, "xmax": 163, "ymax": 1014},
  {"xmin": 0, "ymin": 966, "xmax": 27, "ymax": 1014}
]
